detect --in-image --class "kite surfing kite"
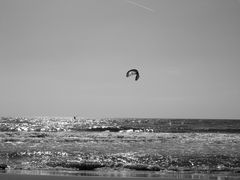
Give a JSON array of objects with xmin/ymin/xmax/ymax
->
[{"xmin": 126, "ymin": 69, "xmax": 140, "ymax": 81}]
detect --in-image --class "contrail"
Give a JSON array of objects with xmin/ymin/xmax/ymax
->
[{"xmin": 126, "ymin": 0, "xmax": 155, "ymax": 12}]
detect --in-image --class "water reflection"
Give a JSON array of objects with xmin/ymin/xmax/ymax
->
[{"xmin": 1, "ymin": 169, "xmax": 240, "ymax": 180}]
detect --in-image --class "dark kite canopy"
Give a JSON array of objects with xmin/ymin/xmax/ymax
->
[{"xmin": 126, "ymin": 69, "xmax": 140, "ymax": 81}]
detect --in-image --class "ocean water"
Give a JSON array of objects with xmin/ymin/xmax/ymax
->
[
  {"xmin": 1, "ymin": 117, "xmax": 240, "ymax": 133},
  {"xmin": 1, "ymin": 117, "xmax": 240, "ymax": 179}
]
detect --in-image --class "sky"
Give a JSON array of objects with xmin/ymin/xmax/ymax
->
[{"xmin": 0, "ymin": 0, "xmax": 240, "ymax": 118}]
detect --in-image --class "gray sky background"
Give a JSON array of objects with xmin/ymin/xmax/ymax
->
[{"xmin": 1, "ymin": 0, "xmax": 240, "ymax": 118}]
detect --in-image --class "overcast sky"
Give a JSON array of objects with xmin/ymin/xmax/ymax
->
[{"xmin": 1, "ymin": 0, "xmax": 240, "ymax": 118}]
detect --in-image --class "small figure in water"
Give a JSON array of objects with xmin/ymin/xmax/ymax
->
[{"xmin": 73, "ymin": 116, "xmax": 77, "ymax": 120}]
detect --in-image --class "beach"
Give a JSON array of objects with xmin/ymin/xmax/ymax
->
[
  {"xmin": 1, "ymin": 117, "xmax": 240, "ymax": 179},
  {"xmin": 1, "ymin": 0, "xmax": 240, "ymax": 179}
]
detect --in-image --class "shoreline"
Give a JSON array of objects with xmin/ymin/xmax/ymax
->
[
  {"xmin": 0, "ymin": 174, "xmax": 179, "ymax": 180},
  {"xmin": 1, "ymin": 132, "xmax": 240, "ymax": 176},
  {"xmin": 0, "ymin": 174, "xmax": 157, "ymax": 180},
  {"xmin": 1, "ymin": 117, "xmax": 240, "ymax": 180},
  {"xmin": 1, "ymin": 169, "xmax": 240, "ymax": 180}
]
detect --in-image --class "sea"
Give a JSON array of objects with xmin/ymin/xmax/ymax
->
[{"xmin": 1, "ymin": 117, "xmax": 240, "ymax": 179}]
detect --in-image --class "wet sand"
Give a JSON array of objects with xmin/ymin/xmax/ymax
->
[
  {"xmin": 1, "ymin": 173, "xmax": 240, "ymax": 180},
  {"xmin": 0, "ymin": 174, "xmax": 176, "ymax": 180},
  {"xmin": 1, "ymin": 170, "xmax": 240, "ymax": 180}
]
